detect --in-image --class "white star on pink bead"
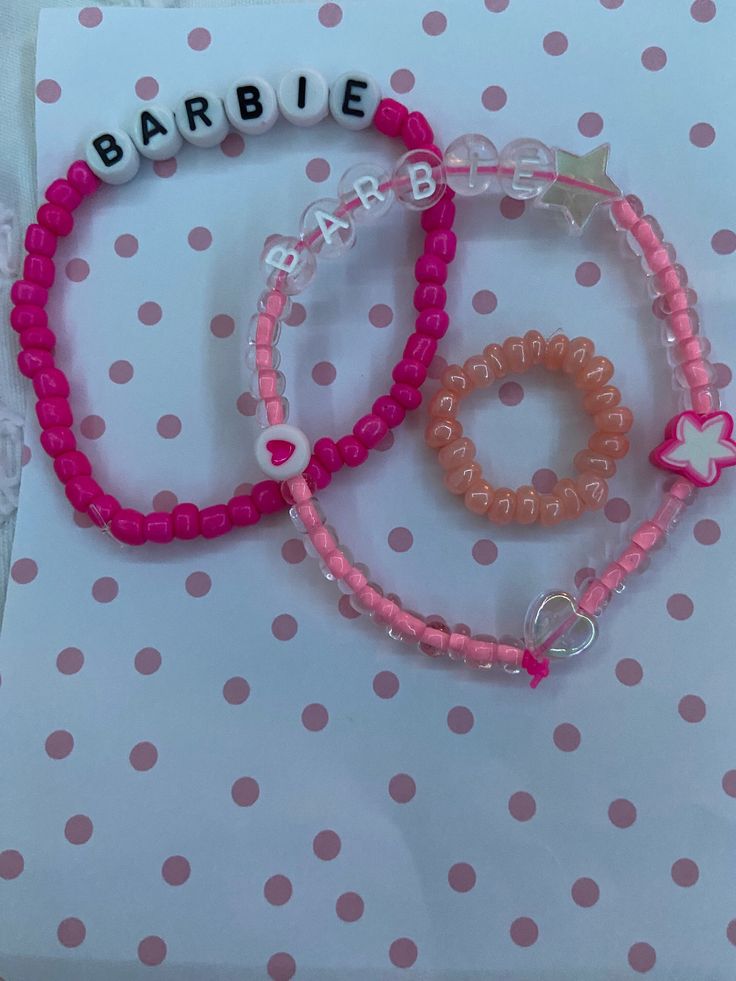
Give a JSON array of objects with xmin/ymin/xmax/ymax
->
[{"xmin": 650, "ymin": 410, "xmax": 736, "ymax": 488}]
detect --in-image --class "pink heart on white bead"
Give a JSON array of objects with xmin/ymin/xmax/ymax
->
[{"xmin": 266, "ymin": 439, "xmax": 296, "ymax": 468}]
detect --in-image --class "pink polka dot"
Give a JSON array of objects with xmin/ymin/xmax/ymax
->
[
  {"xmin": 711, "ymin": 229, "xmax": 736, "ymax": 255},
  {"xmin": 499, "ymin": 381, "xmax": 524, "ymax": 406},
  {"xmin": 46, "ymin": 729, "xmax": 74, "ymax": 760},
  {"xmin": 64, "ymin": 814, "xmax": 93, "ymax": 845},
  {"xmin": 485, "ymin": 0, "xmax": 509, "ymax": 9},
  {"xmin": 369, "ymin": 303, "xmax": 394, "ymax": 328},
  {"xmin": 671, "ymin": 857, "xmax": 699, "ymax": 887},
  {"xmin": 373, "ymin": 670, "xmax": 399, "ymax": 698},
  {"xmin": 223, "ymin": 677, "xmax": 250, "ymax": 705},
  {"xmin": 237, "ymin": 392, "xmax": 258, "ymax": 417},
  {"xmin": 138, "ymin": 301, "xmax": 162, "ymax": 326},
  {"xmin": 272, "ymin": 614, "xmax": 298, "ymax": 641},
  {"xmin": 338, "ymin": 594, "xmax": 360, "ymax": 620},
  {"xmin": 36, "ymin": 79, "xmax": 61, "ymax": 104},
  {"xmin": 448, "ymin": 862, "xmax": 476, "ymax": 892},
  {"xmin": 553, "ymin": 723, "xmax": 581, "ymax": 752},
  {"xmin": 600, "ymin": 0, "xmax": 623, "ymax": 6},
  {"xmin": 575, "ymin": 261, "xmax": 601, "ymax": 287},
  {"xmin": 509, "ymin": 791, "xmax": 536, "ymax": 821},
  {"xmin": 641, "ymin": 46, "xmax": 667, "ymax": 71},
  {"xmin": 388, "ymin": 527, "xmax": 413, "ymax": 552},
  {"xmin": 21, "ymin": 444, "xmax": 31, "ymax": 466},
  {"xmin": 616, "ymin": 658, "xmax": 643, "ymax": 686},
  {"xmin": 302, "ymin": 703, "xmax": 328, "ymax": 732},
  {"xmin": 281, "ymin": 538, "xmax": 306, "ymax": 564},
  {"xmin": 472, "ymin": 539, "xmax": 498, "ymax": 566},
  {"xmin": 78, "ymin": 6, "xmax": 102, "ymax": 27},
  {"xmin": 571, "ymin": 877, "xmax": 599, "ymax": 907},
  {"xmin": 678, "ymin": 694, "xmax": 706, "ymax": 723},
  {"xmin": 510, "ymin": 917, "xmax": 538, "ymax": 947},
  {"xmin": 57, "ymin": 917, "xmax": 86, "ymax": 948},
  {"xmin": 233, "ymin": 483, "xmax": 253, "ymax": 498},
  {"xmin": 80, "ymin": 414, "xmax": 106, "ymax": 440},
  {"xmin": 135, "ymin": 76, "xmax": 159, "ymax": 101},
  {"xmin": 690, "ymin": 0, "xmax": 716, "ymax": 22},
  {"xmin": 109, "ymin": 360, "xmax": 134, "ymax": 384},
  {"xmin": 57, "ymin": 647, "xmax": 84, "ymax": 674},
  {"xmin": 628, "ymin": 942, "xmax": 656, "ymax": 973},
  {"xmin": 207, "ymin": 314, "xmax": 235, "ymax": 339},
  {"xmin": 722, "ymin": 770, "xmax": 736, "ymax": 797},
  {"xmin": 232, "ymin": 776, "xmax": 260, "ymax": 807},
  {"xmin": 187, "ymin": 27, "xmax": 211, "ymax": 50},
  {"xmin": 161, "ymin": 855, "xmax": 190, "ymax": 886},
  {"xmin": 472, "ymin": 289, "xmax": 497, "ymax": 314},
  {"xmin": 312, "ymin": 361, "xmax": 336, "ymax": 386},
  {"xmin": 608, "ymin": 798, "xmax": 637, "ymax": 828},
  {"xmin": 575, "ymin": 566, "xmax": 596, "ymax": 589},
  {"xmin": 500, "ymin": 196, "xmax": 525, "ymax": 219},
  {"xmin": 265, "ymin": 874, "xmax": 292, "ymax": 906},
  {"xmin": 129, "ymin": 741, "xmax": 158, "ymax": 771},
  {"xmin": 152, "ymin": 490, "xmax": 177, "ymax": 512},
  {"xmin": 153, "ymin": 158, "xmax": 177, "ymax": 179},
  {"xmin": 188, "ymin": 226, "xmax": 212, "ymax": 251},
  {"xmin": 157, "ymin": 414, "xmax": 182, "ymax": 439},
  {"xmin": 220, "ymin": 133, "xmax": 245, "ymax": 158},
  {"xmin": 532, "ymin": 468, "xmax": 557, "ymax": 494},
  {"xmin": 690, "ymin": 122, "xmax": 716, "ymax": 148},
  {"xmin": 92, "ymin": 576, "xmax": 118, "ymax": 603},
  {"xmin": 318, "ymin": 2, "xmax": 343, "ymax": 27},
  {"xmin": 422, "ymin": 11, "xmax": 447, "ymax": 35},
  {"xmin": 694, "ymin": 518, "xmax": 720, "ymax": 544},
  {"xmin": 11, "ymin": 558, "xmax": 37, "ymax": 584},
  {"xmin": 75, "ymin": 511, "xmax": 93, "ymax": 529},
  {"xmin": 667, "ymin": 593, "xmax": 693, "ymax": 620},
  {"xmin": 389, "ymin": 938, "xmax": 418, "ymax": 968},
  {"xmin": 447, "ymin": 706, "xmax": 474, "ymax": 734},
  {"xmin": 389, "ymin": 773, "xmax": 416, "ymax": 804},
  {"xmin": 306, "ymin": 157, "xmax": 331, "ymax": 183},
  {"xmin": 428, "ymin": 355, "xmax": 447, "ymax": 380},
  {"xmin": 285, "ymin": 303, "xmax": 307, "ymax": 327},
  {"xmin": 65, "ymin": 258, "xmax": 89, "ymax": 282},
  {"xmin": 135, "ymin": 647, "xmax": 161, "ymax": 675},
  {"xmin": 578, "ymin": 112, "xmax": 604, "ymax": 137},
  {"xmin": 138, "ymin": 936, "xmax": 167, "ymax": 967},
  {"xmin": 728, "ymin": 920, "xmax": 736, "ymax": 945},
  {"xmin": 715, "ymin": 362, "xmax": 732, "ymax": 387},
  {"xmin": 185, "ymin": 572, "xmax": 211, "ymax": 598},
  {"xmin": 604, "ymin": 497, "xmax": 630, "ymax": 523},
  {"xmin": 114, "ymin": 234, "xmax": 139, "ymax": 257},
  {"xmin": 482, "ymin": 85, "xmax": 507, "ymax": 111},
  {"xmin": 336, "ymin": 891, "xmax": 364, "ymax": 921},
  {"xmin": 313, "ymin": 829, "xmax": 341, "ymax": 860},
  {"xmin": 268, "ymin": 953, "xmax": 296, "ymax": 981},
  {"xmin": 390, "ymin": 69, "xmax": 415, "ymax": 95},
  {"xmin": 0, "ymin": 849, "xmax": 24, "ymax": 879},
  {"xmin": 543, "ymin": 31, "xmax": 568, "ymax": 55}
]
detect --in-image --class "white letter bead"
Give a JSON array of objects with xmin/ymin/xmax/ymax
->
[
  {"xmin": 255, "ymin": 424, "xmax": 311, "ymax": 480},
  {"xmin": 445, "ymin": 133, "xmax": 498, "ymax": 197},
  {"xmin": 260, "ymin": 235, "xmax": 317, "ymax": 295},
  {"xmin": 85, "ymin": 129, "xmax": 140, "ymax": 184},
  {"xmin": 299, "ymin": 198, "xmax": 356, "ymax": 258},
  {"xmin": 498, "ymin": 138, "xmax": 556, "ymax": 200},
  {"xmin": 393, "ymin": 149, "xmax": 447, "ymax": 211},
  {"xmin": 130, "ymin": 105, "xmax": 183, "ymax": 161},
  {"xmin": 329, "ymin": 72, "xmax": 381, "ymax": 130},
  {"xmin": 175, "ymin": 91, "xmax": 230, "ymax": 148},
  {"xmin": 277, "ymin": 69, "xmax": 329, "ymax": 127},
  {"xmin": 224, "ymin": 76, "xmax": 279, "ymax": 135},
  {"xmin": 338, "ymin": 162, "xmax": 394, "ymax": 223}
]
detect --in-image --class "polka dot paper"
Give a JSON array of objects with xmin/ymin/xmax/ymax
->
[{"xmin": 2, "ymin": 1, "xmax": 736, "ymax": 978}]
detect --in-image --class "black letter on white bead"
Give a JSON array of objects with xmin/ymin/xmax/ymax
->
[
  {"xmin": 342, "ymin": 79, "xmax": 368, "ymax": 118},
  {"xmin": 329, "ymin": 72, "xmax": 380, "ymax": 131},
  {"xmin": 185, "ymin": 96, "xmax": 212, "ymax": 131},
  {"xmin": 92, "ymin": 134, "xmax": 123, "ymax": 167},
  {"xmin": 139, "ymin": 111, "xmax": 168, "ymax": 145}
]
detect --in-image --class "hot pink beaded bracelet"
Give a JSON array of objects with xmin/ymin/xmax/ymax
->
[
  {"xmin": 254, "ymin": 134, "xmax": 734, "ymax": 687},
  {"xmin": 10, "ymin": 72, "xmax": 454, "ymax": 545}
]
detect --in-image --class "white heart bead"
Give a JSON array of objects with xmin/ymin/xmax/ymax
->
[
  {"xmin": 523, "ymin": 590, "xmax": 598, "ymax": 659},
  {"xmin": 175, "ymin": 91, "xmax": 229, "ymax": 148},
  {"xmin": 255, "ymin": 424, "xmax": 311, "ymax": 480},
  {"xmin": 224, "ymin": 76, "xmax": 279, "ymax": 136},
  {"xmin": 277, "ymin": 69, "xmax": 329, "ymax": 127},
  {"xmin": 329, "ymin": 72, "xmax": 381, "ymax": 131},
  {"xmin": 85, "ymin": 128, "xmax": 140, "ymax": 185},
  {"xmin": 130, "ymin": 104, "xmax": 183, "ymax": 161}
]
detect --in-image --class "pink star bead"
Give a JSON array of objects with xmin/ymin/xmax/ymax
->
[{"xmin": 650, "ymin": 410, "xmax": 736, "ymax": 488}]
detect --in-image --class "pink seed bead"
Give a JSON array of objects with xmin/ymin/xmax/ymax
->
[
  {"xmin": 372, "ymin": 98, "xmax": 408, "ymax": 138},
  {"xmin": 425, "ymin": 229, "xmax": 457, "ymax": 263},
  {"xmin": 415, "ymin": 254, "xmax": 447, "ymax": 285},
  {"xmin": 616, "ymin": 543, "xmax": 647, "ymax": 574},
  {"xmin": 401, "ymin": 110, "xmax": 434, "ymax": 149},
  {"xmin": 145, "ymin": 512, "xmax": 175, "ymax": 544},
  {"xmin": 403, "ymin": 333, "xmax": 437, "ymax": 366},
  {"xmin": 668, "ymin": 479, "xmax": 696, "ymax": 502},
  {"xmin": 21, "ymin": 325, "xmax": 56, "ymax": 351},
  {"xmin": 10, "ymin": 305, "xmax": 47, "ymax": 333},
  {"xmin": 632, "ymin": 521, "xmax": 666, "ymax": 550},
  {"xmin": 303, "ymin": 458, "xmax": 331, "ymax": 490},
  {"xmin": 172, "ymin": 502, "xmax": 201, "ymax": 539},
  {"xmin": 314, "ymin": 437, "xmax": 344, "ymax": 472},
  {"xmin": 89, "ymin": 494, "xmax": 120, "ymax": 528},
  {"xmin": 392, "ymin": 358, "xmax": 427, "ymax": 387},
  {"xmin": 578, "ymin": 579, "xmax": 611, "ymax": 616},
  {"xmin": 415, "ymin": 307, "xmax": 449, "ymax": 340},
  {"xmin": 36, "ymin": 397, "xmax": 72, "ymax": 428},
  {"xmin": 496, "ymin": 643, "xmax": 523, "ymax": 667},
  {"xmin": 669, "ymin": 310, "xmax": 698, "ymax": 341},
  {"xmin": 690, "ymin": 384, "xmax": 720, "ymax": 414},
  {"xmin": 24, "ymin": 254, "xmax": 55, "ymax": 288},
  {"xmin": 354, "ymin": 413, "xmax": 388, "ymax": 448},
  {"xmin": 32, "ymin": 367, "xmax": 69, "ymax": 399},
  {"xmin": 679, "ymin": 359, "xmax": 714, "ymax": 388},
  {"xmin": 344, "ymin": 567, "xmax": 367, "ymax": 593},
  {"xmin": 111, "ymin": 508, "xmax": 147, "ymax": 546},
  {"xmin": 228, "ymin": 494, "xmax": 260, "ymax": 526},
  {"xmin": 600, "ymin": 562, "xmax": 626, "ymax": 592},
  {"xmin": 632, "ymin": 220, "xmax": 659, "ymax": 250},
  {"xmin": 421, "ymin": 197, "xmax": 456, "ymax": 232},
  {"xmin": 18, "ymin": 348, "xmax": 54, "ymax": 379},
  {"xmin": 37, "ymin": 203, "xmax": 74, "ymax": 237},
  {"xmin": 465, "ymin": 638, "xmax": 495, "ymax": 665},
  {"xmin": 66, "ymin": 160, "xmax": 101, "ymax": 196},
  {"xmin": 252, "ymin": 480, "xmax": 285, "ymax": 514},
  {"xmin": 65, "ymin": 476, "xmax": 102, "ymax": 513},
  {"xmin": 645, "ymin": 246, "xmax": 671, "ymax": 274},
  {"xmin": 390, "ymin": 382, "xmax": 422, "ymax": 410},
  {"xmin": 11, "ymin": 279, "xmax": 48, "ymax": 307},
  {"xmin": 46, "ymin": 178, "xmax": 83, "ymax": 211},
  {"xmin": 25, "ymin": 223, "xmax": 57, "ymax": 258},
  {"xmin": 413, "ymin": 282, "xmax": 446, "ymax": 311},
  {"xmin": 257, "ymin": 370, "xmax": 280, "ymax": 399},
  {"xmin": 610, "ymin": 198, "xmax": 639, "ymax": 229},
  {"xmin": 53, "ymin": 450, "xmax": 91, "ymax": 483},
  {"xmin": 200, "ymin": 504, "xmax": 233, "ymax": 539},
  {"xmin": 655, "ymin": 266, "xmax": 682, "ymax": 294},
  {"xmin": 422, "ymin": 626, "xmax": 450, "ymax": 653},
  {"xmin": 40, "ymin": 426, "xmax": 76, "ymax": 457},
  {"xmin": 372, "ymin": 395, "xmax": 406, "ymax": 428},
  {"xmin": 652, "ymin": 495, "xmax": 685, "ymax": 532},
  {"xmin": 252, "ymin": 313, "xmax": 275, "ymax": 346},
  {"xmin": 337, "ymin": 435, "xmax": 369, "ymax": 467}
]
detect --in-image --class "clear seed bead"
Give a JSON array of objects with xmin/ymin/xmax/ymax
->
[
  {"xmin": 338, "ymin": 162, "xmax": 394, "ymax": 223},
  {"xmin": 660, "ymin": 309, "xmax": 700, "ymax": 346},
  {"xmin": 498, "ymin": 138, "xmax": 555, "ymax": 200},
  {"xmin": 678, "ymin": 384, "xmax": 720, "ymax": 412},
  {"xmin": 260, "ymin": 235, "xmax": 316, "ymax": 295},
  {"xmin": 418, "ymin": 615, "xmax": 449, "ymax": 657},
  {"xmin": 250, "ymin": 369, "xmax": 285, "ymax": 399},
  {"xmin": 674, "ymin": 359, "xmax": 716, "ymax": 389},
  {"xmin": 299, "ymin": 197, "xmax": 356, "ymax": 258},
  {"xmin": 500, "ymin": 634, "xmax": 524, "ymax": 674},
  {"xmin": 657, "ymin": 288, "xmax": 697, "ymax": 317},
  {"xmin": 246, "ymin": 345, "xmax": 280, "ymax": 372},
  {"xmin": 444, "ymin": 133, "xmax": 498, "ymax": 197},
  {"xmin": 646, "ymin": 262, "xmax": 688, "ymax": 299},
  {"xmin": 257, "ymin": 289, "xmax": 292, "ymax": 322},
  {"xmin": 255, "ymin": 396, "xmax": 289, "ymax": 428},
  {"xmin": 320, "ymin": 546, "xmax": 353, "ymax": 582},
  {"xmin": 289, "ymin": 498, "xmax": 325, "ymax": 534},
  {"xmin": 248, "ymin": 313, "xmax": 281, "ymax": 347},
  {"xmin": 393, "ymin": 148, "xmax": 447, "ymax": 211},
  {"xmin": 667, "ymin": 336, "xmax": 711, "ymax": 367}
]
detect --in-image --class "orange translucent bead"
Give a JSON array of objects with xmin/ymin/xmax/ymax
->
[
  {"xmin": 594, "ymin": 406, "xmax": 633, "ymax": 434},
  {"xmin": 482, "ymin": 343, "xmax": 508, "ymax": 378},
  {"xmin": 515, "ymin": 484, "xmax": 540, "ymax": 524},
  {"xmin": 438, "ymin": 436, "xmax": 475, "ymax": 470},
  {"xmin": 441, "ymin": 364, "xmax": 472, "ymax": 395},
  {"xmin": 575, "ymin": 356, "xmax": 614, "ymax": 390},
  {"xmin": 445, "ymin": 462, "xmax": 481, "ymax": 494},
  {"xmin": 582, "ymin": 385, "xmax": 621, "ymax": 415},
  {"xmin": 464, "ymin": 478, "xmax": 493, "ymax": 514},
  {"xmin": 463, "ymin": 354, "xmax": 494, "ymax": 389},
  {"xmin": 428, "ymin": 389, "xmax": 459, "ymax": 418},
  {"xmin": 554, "ymin": 478, "xmax": 583, "ymax": 520},
  {"xmin": 425, "ymin": 417, "xmax": 462, "ymax": 448},
  {"xmin": 562, "ymin": 336, "xmax": 594, "ymax": 375},
  {"xmin": 502, "ymin": 335, "xmax": 529, "ymax": 373},
  {"xmin": 576, "ymin": 472, "xmax": 609, "ymax": 510},
  {"xmin": 544, "ymin": 334, "xmax": 569, "ymax": 371},
  {"xmin": 524, "ymin": 329, "xmax": 546, "ymax": 365},
  {"xmin": 488, "ymin": 488, "xmax": 516, "ymax": 524},
  {"xmin": 574, "ymin": 449, "xmax": 617, "ymax": 478},
  {"xmin": 539, "ymin": 494, "xmax": 564, "ymax": 526},
  {"xmin": 589, "ymin": 432, "xmax": 629, "ymax": 459}
]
